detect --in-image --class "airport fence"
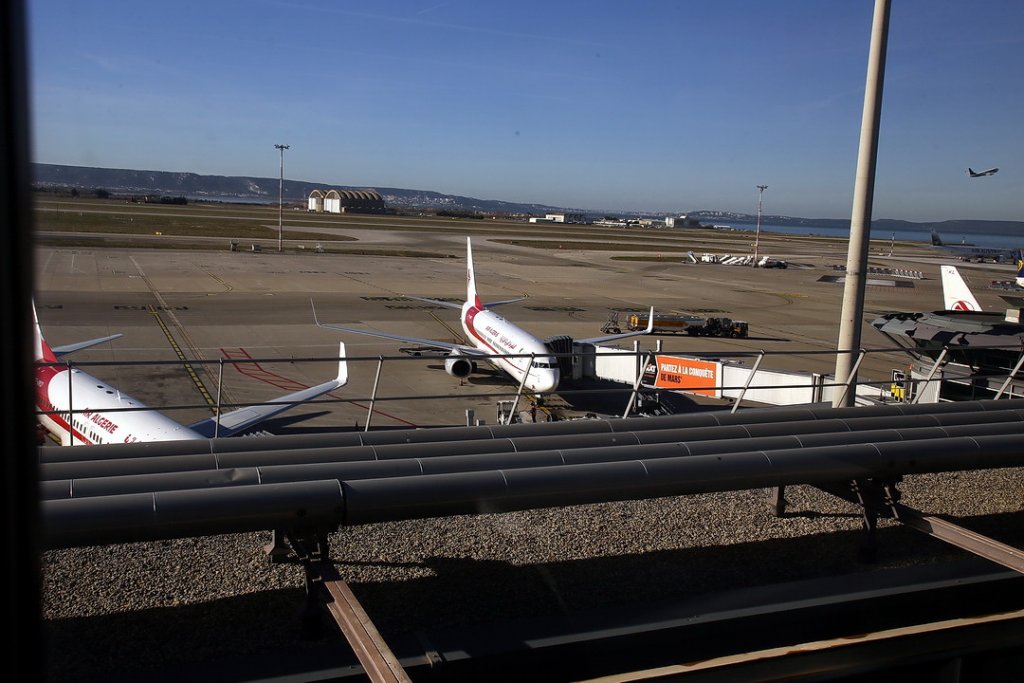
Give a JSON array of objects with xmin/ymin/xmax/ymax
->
[{"xmin": 36, "ymin": 341, "xmax": 1024, "ymax": 434}]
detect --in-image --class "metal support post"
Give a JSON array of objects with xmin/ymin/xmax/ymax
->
[
  {"xmin": 623, "ymin": 351, "xmax": 654, "ymax": 419},
  {"xmin": 768, "ymin": 485, "xmax": 787, "ymax": 517},
  {"xmin": 993, "ymin": 352, "xmax": 1024, "ymax": 399},
  {"xmin": 505, "ymin": 354, "xmax": 534, "ymax": 425},
  {"xmin": 834, "ymin": 349, "xmax": 867, "ymax": 407},
  {"xmin": 214, "ymin": 358, "xmax": 224, "ymax": 438},
  {"xmin": 732, "ymin": 350, "xmax": 766, "ymax": 413},
  {"xmin": 66, "ymin": 360, "xmax": 74, "ymax": 445},
  {"xmin": 365, "ymin": 357, "xmax": 383, "ymax": 432},
  {"xmin": 911, "ymin": 347, "xmax": 949, "ymax": 404}
]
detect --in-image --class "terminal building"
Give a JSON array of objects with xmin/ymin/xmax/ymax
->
[
  {"xmin": 307, "ymin": 189, "xmax": 387, "ymax": 214},
  {"xmin": 870, "ymin": 308, "xmax": 1024, "ymax": 401}
]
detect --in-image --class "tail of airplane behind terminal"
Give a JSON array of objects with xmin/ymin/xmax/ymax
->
[
  {"xmin": 940, "ymin": 265, "xmax": 983, "ymax": 312},
  {"xmin": 1016, "ymin": 250, "xmax": 1024, "ymax": 288}
]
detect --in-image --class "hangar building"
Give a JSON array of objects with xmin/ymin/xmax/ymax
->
[{"xmin": 307, "ymin": 189, "xmax": 387, "ymax": 214}]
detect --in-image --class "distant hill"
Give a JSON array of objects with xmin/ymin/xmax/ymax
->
[
  {"xmin": 32, "ymin": 164, "xmax": 1024, "ymax": 233},
  {"xmin": 31, "ymin": 163, "xmax": 569, "ymax": 215}
]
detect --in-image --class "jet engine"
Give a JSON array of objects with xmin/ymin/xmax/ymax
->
[{"xmin": 444, "ymin": 352, "xmax": 476, "ymax": 379}]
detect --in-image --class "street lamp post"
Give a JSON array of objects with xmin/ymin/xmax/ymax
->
[
  {"xmin": 274, "ymin": 143, "xmax": 289, "ymax": 252},
  {"xmin": 753, "ymin": 184, "xmax": 768, "ymax": 266}
]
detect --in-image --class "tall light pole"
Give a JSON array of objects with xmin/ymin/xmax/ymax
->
[
  {"xmin": 274, "ymin": 143, "xmax": 289, "ymax": 252},
  {"xmin": 753, "ymin": 184, "xmax": 768, "ymax": 266}
]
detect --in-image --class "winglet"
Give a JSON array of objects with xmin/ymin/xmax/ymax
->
[
  {"xmin": 336, "ymin": 341, "xmax": 348, "ymax": 385},
  {"xmin": 311, "ymin": 298, "xmax": 323, "ymax": 328},
  {"xmin": 33, "ymin": 300, "xmax": 57, "ymax": 363},
  {"xmin": 643, "ymin": 306, "xmax": 655, "ymax": 334}
]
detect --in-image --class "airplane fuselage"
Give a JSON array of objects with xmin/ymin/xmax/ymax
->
[
  {"xmin": 36, "ymin": 363, "xmax": 201, "ymax": 446},
  {"xmin": 461, "ymin": 302, "xmax": 559, "ymax": 393}
]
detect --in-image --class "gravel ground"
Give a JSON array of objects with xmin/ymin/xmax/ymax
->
[{"xmin": 41, "ymin": 467, "xmax": 1024, "ymax": 682}]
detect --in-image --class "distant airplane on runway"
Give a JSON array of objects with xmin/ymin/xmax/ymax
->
[
  {"xmin": 930, "ymin": 230, "xmax": 1016, "ymax": 263},
  {"xmin": 968, "ymin": 167, "xmax": 999, "ymax": 177},
  {"xmin": 314, "ymin": 236, "xmax": 654, "ymax": 394},
  {"xmin": 35, "ymin": 303, "xmax": 348, "ymax": 445}
]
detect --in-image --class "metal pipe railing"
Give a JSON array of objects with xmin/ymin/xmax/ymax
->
[{"xmin": 35, "ymin": 342, "xmax": 1024, "ymax": 432}]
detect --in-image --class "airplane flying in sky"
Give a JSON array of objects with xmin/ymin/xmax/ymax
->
[
  {"xmin": 967, "ymin": 167, "xmax": 999, "ymax": 177},
  {"xmin": 35, "ymin": 304, "xmax": 348, "ymax": 445},
  {"xmin": 314, "ymin": 237, "xmax": 654, "ymax": 394}
]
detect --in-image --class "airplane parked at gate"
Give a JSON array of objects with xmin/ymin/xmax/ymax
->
[
  {"xmin": 967, "ymin": 167, "xmax": 999, "ymax": 178},
  {"xmin": 313, "ymin": 237, "xmax": 654, "ymax": 394},
  {"xmin": 35, "ymin": 304, "xmax": 348, "ymax": 445}
]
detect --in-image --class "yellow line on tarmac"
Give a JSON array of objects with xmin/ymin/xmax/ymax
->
[
  {"xmin": 429, "ymin": 310, "xmax": 467, "ymax": 344},
  {"xmin": 148, "ymin": 305, "xmax": 217, "ymax": 412}
]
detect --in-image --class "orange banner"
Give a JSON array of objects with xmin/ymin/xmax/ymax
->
[{"xmin": 643, "ymin": 356, "xmax": 720, "ymax": 397}]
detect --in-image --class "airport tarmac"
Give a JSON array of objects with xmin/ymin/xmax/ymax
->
[
  {"xmin": 34, "ymin": 226, "xmax": 978, "ymax": 433},
  {"xmin": 35, "ymin": 224, "xmax": 1024, "ymax": 682}
]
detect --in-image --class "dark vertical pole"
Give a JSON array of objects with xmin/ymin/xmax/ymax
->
[{"xmin": 1, "ymin": 0, "xmax": 42, "ymax": 679}]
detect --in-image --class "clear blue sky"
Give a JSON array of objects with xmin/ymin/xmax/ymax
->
[{"xmin": 27, "ymin": 1, "xmax": 1024, "ymax": 222}]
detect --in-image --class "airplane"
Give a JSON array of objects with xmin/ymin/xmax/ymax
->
[
  {"xmin": 929, "ymin": 230, "xmax": 1016, "ymax": 263},
  {"xmin": 35, "ymin": 304, "xmax": 348, "ymax": 445},
  {"xmin": 313, "ymin": 236, "xmax": 655, "ymax": 394},
  {"xmin": 968, "ymin": 167, "xmax": 999, "ymax": 177},
  {"xmin": 940, "ymin": 265, "xmax": 983, "ymax": 311},
  {"xmin": 940, "ymin": 253, "xmax": 1024, "ymax": 311}
]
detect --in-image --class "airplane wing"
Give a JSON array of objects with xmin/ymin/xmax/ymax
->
[
  {"xmin": 187, "ymin": 342, "xmax": 349, "ymax": 438},
  {"xmin": 482, "ymin": 296, "xmax": 528, "ymax": 307},
  {"xmin": 403, "ymin": 294, "xmax": 527, "ymax": 309},
  {"xmin": 577, "ymin": 306, "xmax": 656, "ymax": 345},
  {"xmin": 311, "ymin": 300, "xmax": 488, "ymax": 357},
  {"xmin": 403, "ymin": 295, "xmax": 463, "ymax": 310},
  {"xmin": 51, "ymin": 334, "xmax": 124, "ymax": 357}
]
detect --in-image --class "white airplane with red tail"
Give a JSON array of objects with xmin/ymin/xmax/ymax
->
[
  {"xmin": 35, "ymin": 304, "xmax": 348, "ymax": 445},
  {"xmin": 314, "ymin": 237, "xmax": 654, "ymax": 394},
  {"xmin": 940, "ymin": 265, "xmax": 983, "ymax": 312}
]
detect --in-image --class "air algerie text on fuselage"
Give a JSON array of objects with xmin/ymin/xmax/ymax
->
[{"xmin": 33, "ymin": 303, "xmax": 348, "ymax": 446}]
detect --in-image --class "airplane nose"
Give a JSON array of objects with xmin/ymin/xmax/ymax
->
[{"xmin": 529, "ymin": 369, "xmax": 559, "ymax": 393}]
